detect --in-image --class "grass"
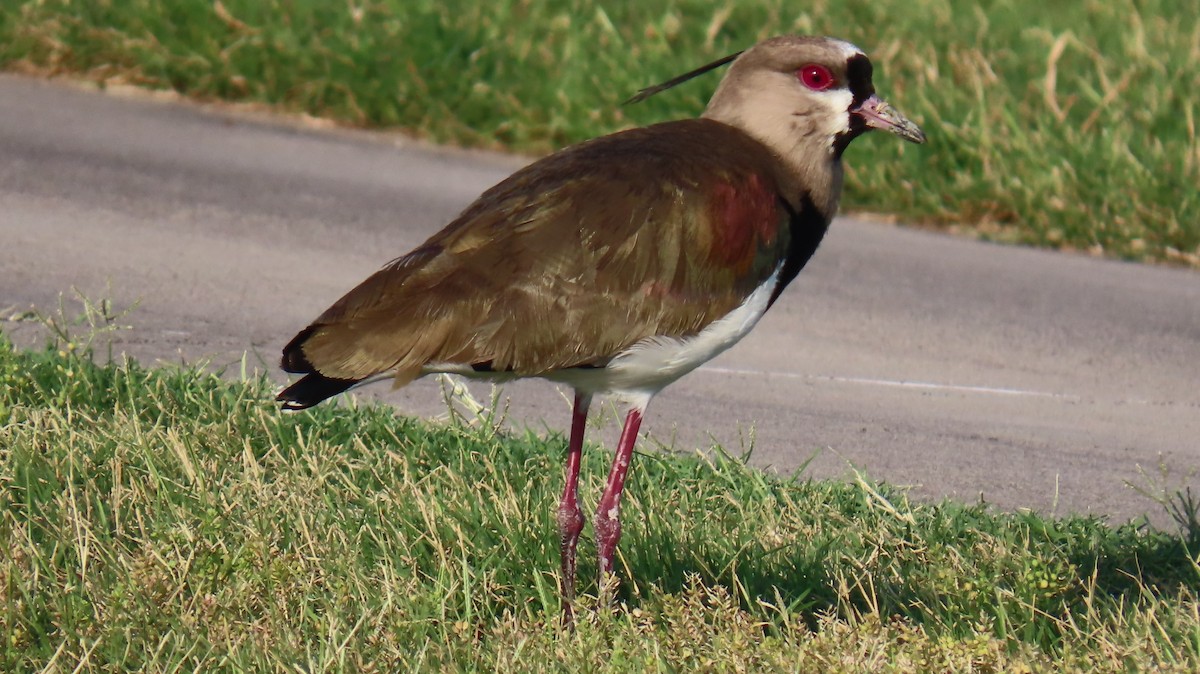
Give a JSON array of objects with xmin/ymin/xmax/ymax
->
[
  {"xmin": 5, "ymin": 319, "xmax": 1200, "ymax": 671},
  {"xmin": 1, "ymin": 0, "xmax": 1197, "ymax": 266}
]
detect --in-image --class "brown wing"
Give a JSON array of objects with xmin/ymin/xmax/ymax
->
[{"xmin": 287, "ymin": 119, "xmax": 792, "ymax": 386}]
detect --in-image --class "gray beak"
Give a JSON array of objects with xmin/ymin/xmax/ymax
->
[{"xmin": 853, "ymin": 94, "xmax": 926, "ymax": 144}]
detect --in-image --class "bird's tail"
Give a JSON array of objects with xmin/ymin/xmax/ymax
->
[
  {"xmin": 277, "ymin": 325, "xmax": 362, "ymax": 410},
  {"xmin": 277, "ymin": 372, "xmax": 360, "ymax": 410}
]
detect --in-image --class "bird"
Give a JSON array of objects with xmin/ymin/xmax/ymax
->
[{"xmin": 277, "ymin": 34, "xmax": 925, "ymax": 624}]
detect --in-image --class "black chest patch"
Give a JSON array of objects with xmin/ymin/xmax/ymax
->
[{"xmin": 768, "ymin": 194, "xmax": 830, "ymax": 307}]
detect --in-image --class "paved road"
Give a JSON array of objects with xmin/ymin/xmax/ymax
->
[{"xmin": 3, "ymin": 74, "xmax": 1198, "ymax": 524}]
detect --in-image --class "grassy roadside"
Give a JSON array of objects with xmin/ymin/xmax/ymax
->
[
  {"xmin": 1, "ymin": 0, "xmax": 1197, "ymax": 266},
  {"xmin": 4, "ymin": 328, "xmax": 1200, "ymax": 671}
]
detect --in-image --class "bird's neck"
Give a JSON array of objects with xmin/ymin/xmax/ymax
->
[
  {"xmin": 782, "ymin": 146, "xmax": 843, "ymax": 223},
  {"xmin": 701, "ymin": 109, "xmax": 844, "ymax": 223}
]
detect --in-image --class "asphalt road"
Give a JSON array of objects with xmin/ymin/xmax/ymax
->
[{"xmin": 2, "ymin": 74, "xmax": 1198, "ymax": 524}]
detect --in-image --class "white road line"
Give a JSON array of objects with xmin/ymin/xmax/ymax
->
[{"xmin": 699, "ymin": 365, "xmax": 1082, "ymax": 400}]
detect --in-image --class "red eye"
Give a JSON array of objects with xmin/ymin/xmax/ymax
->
[{"xmin": 798, "ymin": 64, "xmax": 835, "ymax": 91}]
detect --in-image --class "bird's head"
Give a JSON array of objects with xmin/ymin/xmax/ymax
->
[
  {"xmin": 630, "ymin": 36, "xmax": 925, "ymax": 162},
  {"xmin": 701, "ymin": 36, "xmax": 926, "ymax": 159}
]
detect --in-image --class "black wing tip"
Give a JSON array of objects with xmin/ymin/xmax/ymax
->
[
  {"xmin": 276, "ymin": 372, "xmax": 360, "ymax": 410},
  {"xmin": 281, "ymin": 326, "xmax": 318, "ymax": 374},
  {"xmin": 278, "ymin": 324, "xmax": 362, "ymax": 409}
]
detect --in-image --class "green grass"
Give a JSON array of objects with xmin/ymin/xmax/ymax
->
[
  {"xmin": 5, "ymin": 325, "xmax": 1200, "ymax": 671},
  {"xmin": 1, "ymin": 0, "xmax": 1197, "ymax": 266}
]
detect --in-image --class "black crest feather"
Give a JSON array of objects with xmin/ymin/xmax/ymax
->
[{"xmin": 624, "ymin": 50, "xmax": 743, "ymax": 105}]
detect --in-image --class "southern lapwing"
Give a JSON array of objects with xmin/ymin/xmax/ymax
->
[{"xmin": 278, "ymin": 35, "xmax": 925, "ymax": 622}]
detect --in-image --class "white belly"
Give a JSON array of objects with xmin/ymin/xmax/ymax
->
[{"xmin": 547, "ymin": 267, "xmax": 781, "ymax": 406}]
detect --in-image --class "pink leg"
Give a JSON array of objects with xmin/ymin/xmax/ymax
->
[
  {"xmin": 557, "ymin": 392, "xmax": 590, "ymax": 625},
  {"xmin": 594, "ymin": 406, "xmax": 644, "ymax": 584}
]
